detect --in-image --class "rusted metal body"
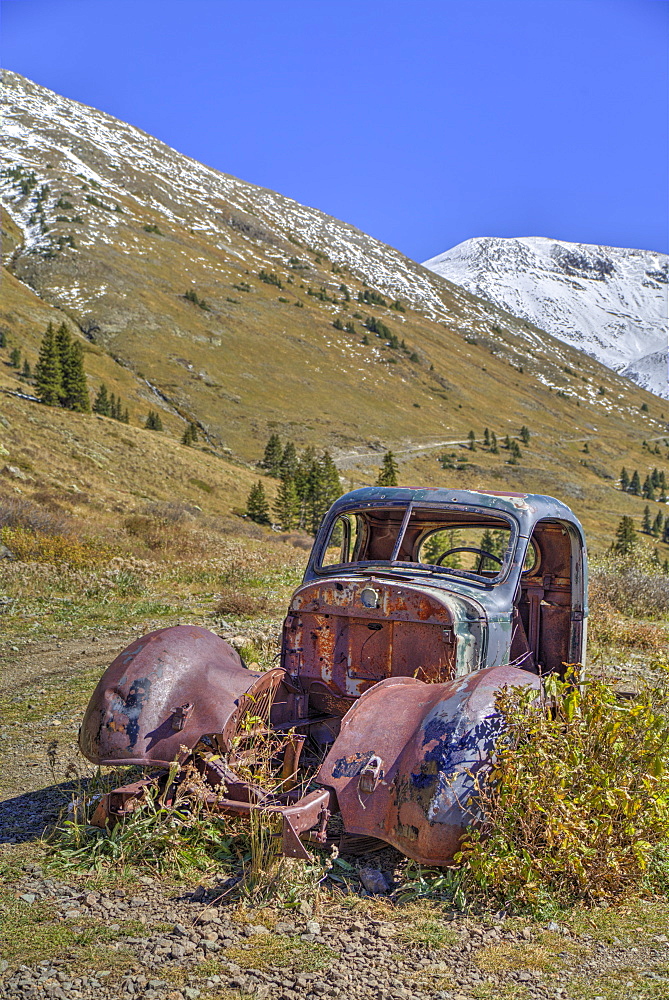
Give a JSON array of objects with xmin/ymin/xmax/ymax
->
[{"xmin": 79, "ymin": 487, "xmax": 587, "ymax": 864}]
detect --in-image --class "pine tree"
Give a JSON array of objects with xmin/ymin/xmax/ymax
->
[
  {"xmin": 663, "ymin": 520, "xmax": 669, "ymax": 545},
  {"xmin": 629, "ymin": 470, "xmax": 641, "ymax": 495},
  {"xmin": 273, "ymin": 475, "xmax": 299, "ymax": 530},
  {"xmin": 145, "ymin": 410, "xmax": 163, "ymax": 431},
  {"xmin": 519, "ymin": 425, "xmax": 530, "ymax": 445},
  {"xmin": 613, "ymin": 516, "xmax": 637, "ymax": 554},
  {"xmin": 490, "ymin": 431, "xmax": 498, "ymax": 454},
  {"xmin": 261, "ymin": 433, "xmax": 283, "ymax": 476},
  {"xmin": 22, "ymin": 359, "xmax": 31, "ymax": 377},
  {"xmin": 652, "ymin": 511, "xmax": 664, "ymax": 538},
  {"xmin": 9, "ymin": 347, "xmax": 21, "ymax": 368},
  {"xmin": 503, "ymin": 434, "xmax": 511, "ymax": 450},
  {"xmin": 467, "ymin": 430, "xmax": 476, "ymax": 451},
  {"xmin": 34, "ymin": 322, "xmax": 62, "ymax": 406},
  {"xmin": 483, "ymin": 428, "xmax": 490, "ymax": 448},
  {"xmin": 294, "ymin": 446, "xmax": 316, "ymax": 530},
  {"xmin": 122, "ymin": 408, "xmax": 130, "ymax": 424},
  {"xmin": 642, "ymin": 476, "xmax": 655, "ymax": 501},
  {"xmin": 93, "ymin": 383, "xmax": 111, "ymax": 416},
  {"xmin": 181, "ymin": 422, "xmax": 198, "ymax": 445},
  {"xmin": 246, "ymin": 481, "xmax": 270, "ymax": 525},
  {"xmin": 0, "ymin": 330, "xmax": 5, "ymax": 348},
  {"xmin": 279, "ymin": 440, "xmax": 298, "ymax": 479},
  {"xmin": 479, "ymin": 528, "xmax": 498, "ymax": 570},
  {"xmin": 620, "ymin": 467, "xmax": 630, "ymax": 491},
  {"xmin": 61, "ymin": 339, "xmax": 90, "ymax": 411},
  {"xmin": 642, "ymin": 505, "xmax": 652, "ymax": 534},
  {"xmin": 377, "ymin": 451, "xmax": 399, "ymax": 487}
]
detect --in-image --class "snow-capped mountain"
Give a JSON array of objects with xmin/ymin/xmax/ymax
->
[{"xmin": 423, "ymin": 237, "xmax": 668, "ymax": 398}]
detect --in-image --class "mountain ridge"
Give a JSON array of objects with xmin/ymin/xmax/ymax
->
[{"xmin": 423, "ymin": 235, "xmax": 668, "ymax": 398}]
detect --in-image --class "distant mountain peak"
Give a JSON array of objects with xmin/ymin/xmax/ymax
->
[{"xmin": 423, "ymin": 236, "xmax": 668, "ymax": 398}]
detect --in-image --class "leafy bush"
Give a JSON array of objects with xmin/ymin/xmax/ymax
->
[
  {"xmin": 456, "ymin": 672, "xmax": 669, "ymax": 911},
  {"xmin": 0, "ymin": 527, "xmax": 110, "ymax": 568},
  {"xmin": 590, "ymin": 550, "xmax": 669, "ymax": 620}
]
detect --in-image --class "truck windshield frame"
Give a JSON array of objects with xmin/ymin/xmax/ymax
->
[{"xmin": 313, "ymin": 500, "xmax": 520, "ymax": 587}]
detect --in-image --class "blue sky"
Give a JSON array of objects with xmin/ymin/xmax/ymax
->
[{"xmin": 2, "ymin": 0, "xmax": 667, "ymax": 258}]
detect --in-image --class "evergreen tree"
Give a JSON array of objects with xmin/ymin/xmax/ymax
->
[
  {"xmin": 642, "ymin": 476, "xmax": 655, "ymax": 501},
  {"xmin": 642, "ymin": 505, "xmax": 652, "ymax": 534},
  {"xmin": 519, "ymin": 425, "xmax": 530, "ymax": 445},
  {"xmin": 279, "ymin": 440, "xmax": 298, "ymax": 479},
  {"xmin": 629, "ymin": 469, "xmax": 641, "ymax": 495},
  {"xmin": 246, "ymin": 480, "xmax": 270, "ymax": 525},
  {"xmin": 110, "ymin": 393, "xmax": 117, "ymax": 418},
  {"xmin": 93, "ymin": 383, "xmax": 111, "ymax": 416},
  {"xmin": 651, "ymin": 467, "xmax": 661, "ymax": 489},
  {"xmin": 479, "ymin": 528, "xmax": 498, "ymax": 571},
  {"xmin": 181, "ymin": 422, "xmax": 198, "ymax": 445},
  {"xmin": 22, "ymin": 359, "xmax": 31, "ymax": 377},
  {"xmin": 311, "ymin": 452, "xmax": 341, "ymax": 534},
  {"xmin": 61, "ymin": 339, "xmax": 90, "ymax": 411},
  {"xmin": 490, "ymin": 431, "xmax": 499, "ymax": 454},
  {"xmin": 122, "ymin": 408, "xmax": 130, "ymax": 424},
  {"xmin": 652, "ymin": 511, "xmax": 664, "ymax": 538},
  {"xmin": 294, "ymin": 446, "xmax": 316, "ymax": 530},
  {"xmin": 377, "ymin": 451, "xmax": 399, "ymax": 487},
  {"xmin": 620, "ymin": 467, "xmax": 630, "ymax": 491},
  {"xmin": 503, "ymin": 434, "xmax": 511, "ymax": 450},
  {"xmin": 9, "ymin": 347, "xmax": 21, "ymax": 368},
  {"xmin": 663, "ymin": 520, "xmax": 669, "ymax": 545},
  {"xmin": 467, "ymin": 430, "xmax": 476, "ymax": 451},
  {"xmin": 34, "ymin": 322, "xmax": 62, "ymax": 406},
  {"xmin": 273, "ymin": 475, "xmax": 299, "ymax": 530},
  {"xmin": 613, "ymin": 516, "xmax": 637, "ymax": 554},
  {"xmin": 261, "ymin": 433, "xmax": 283, "ymax": 476},
  {"xmin": 483, "ymin": 427, "xmax": 490, "ymax": 448},
  {"xmin": 0, "ymin": 330, "xmax": 5, "ymax": 347},
  {"xmin": 145, "ymin": 410, "xmax": 163, "ymax": 431}
]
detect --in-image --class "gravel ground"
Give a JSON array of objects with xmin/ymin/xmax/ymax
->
[
  {"xmin": 3, "ymin": 864, "xmax": 669, "ymax": 1000},
  {"xmin": 2, "ymin": 633, "xmax": 668, "ymax": 1000}
]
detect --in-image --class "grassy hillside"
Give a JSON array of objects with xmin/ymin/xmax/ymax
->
[{"xmin": 1, "ymin": 69, "xmax": 668, "ymax": 556}]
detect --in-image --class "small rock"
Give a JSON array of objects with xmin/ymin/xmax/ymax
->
[
  {"xmin": 19, "ymin": 893, "xmax": 36, "ymax": 904},
  {"xmin": 546, "ymin": 921, "xmax": 561, "ymax": 933},
  {"xmin": 0, "ymin": 544, "xmax": 15, "ymax": 560},
  {"xmin": 3, "ymin": 464, "xmax": 28, "ymax": 480},
  {"xmin": 306, "ymin": 920, "xmax": 321, "ymax": 936},
  {"xmin": 359, "ymin": 867, "xmax": 393, "ymax": 895},
  {"xmin": 521, "ymin": 926, "xmax": 532, "ymax": 940}
]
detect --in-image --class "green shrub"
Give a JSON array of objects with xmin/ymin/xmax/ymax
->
[{"xmin": 456, "ymin": 671, "xmax": 669, "ymax": 911}]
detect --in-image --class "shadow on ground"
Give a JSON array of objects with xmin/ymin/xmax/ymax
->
[{"xmin": 0, "ymin": 780, "xmax": 84, "ymax": 845}]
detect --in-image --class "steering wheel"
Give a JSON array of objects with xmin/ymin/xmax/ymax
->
[{"xmin": 434, "ymin": 546, "xmax": 502, "ymax": 573}]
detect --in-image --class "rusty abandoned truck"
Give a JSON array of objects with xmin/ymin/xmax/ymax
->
[{"xmin": 79, "ymin": 487, "xmax": 588, "ymax": 865}]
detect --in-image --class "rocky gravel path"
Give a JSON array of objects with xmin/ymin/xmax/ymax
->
[{"xmin": 2, "ymin": 863, "xmax": 669, "ymax": 1000}]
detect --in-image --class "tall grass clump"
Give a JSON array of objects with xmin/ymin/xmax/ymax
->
[{"xmin": 455, "ymin": 671, "xmax": 669, "ymax": 913}]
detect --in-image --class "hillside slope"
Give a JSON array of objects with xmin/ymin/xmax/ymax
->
[
  {"xmin": 1, "ymin": 69, "xmax": 668, "ymax": 554},
  {"xmin": 423, "ymin": 236, "xmax": 668, "ymax": 398}
]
